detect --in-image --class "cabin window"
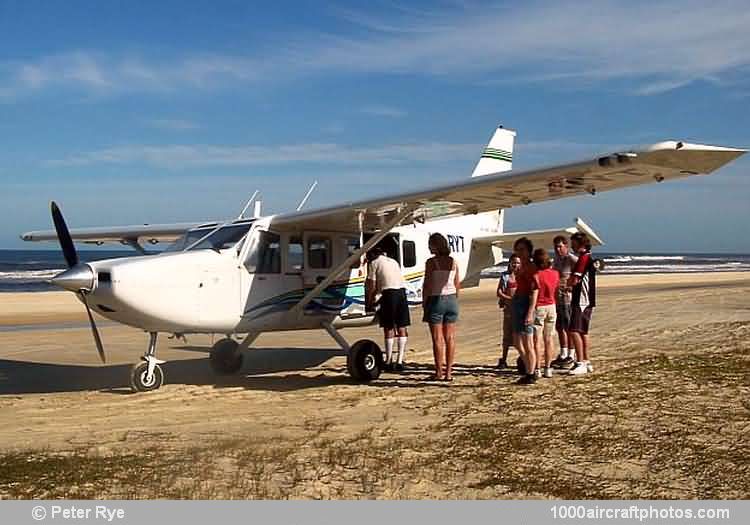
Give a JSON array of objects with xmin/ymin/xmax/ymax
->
[
  {"xmin": 402, "ymin": 240, "xmax": 417, "ymax": 268},
  {"xmin": 308, "ymin": 237, "xmax": 331, "ymax": 269},
  {"xmin": 245, "ymin": 230, "xmax": 281, "ymax": 274},
  {"xmin": 287, "ymin": 236, "xmax": 304, "ymax": 273}
]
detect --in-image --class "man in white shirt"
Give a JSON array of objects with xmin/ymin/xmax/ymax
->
[{"xmin": 365, "ymin": 245, "xmax": 410, "ymax": 371}]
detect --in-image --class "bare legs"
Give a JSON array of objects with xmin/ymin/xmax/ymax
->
[
  {"xmin": 519, "ymin": 331, "xmax": 536, "ymax": 375},
  {"xmin": 569, "ymin": 332, "xmax": 590, "ymax": 362},
  {"xmin": 429, "ymin": 324, "xmax": 445, "ymax": 379},
  {"xmin": 429, "ymin": 323, "xmax": 456, "ymax": 380},
  {"xmin": 443, "ymin": 323, "xmax": 456, "ymax": 380},
  {"xmin": 535, "ymin": 325, "xmax": 555, "ymax": 369}
]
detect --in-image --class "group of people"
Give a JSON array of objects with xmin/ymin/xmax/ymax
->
[
  {"xmin": 497, "ymin": 233, "xmax": 596, "ymax": 384},
  {"xmin": 364, "ymin": 230, "xmax": 597, "ymax": 386}
]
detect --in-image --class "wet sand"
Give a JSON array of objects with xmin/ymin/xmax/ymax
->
[{"xmin": 1, "ymin": 272, "xmax": 748, "ymax": 499}]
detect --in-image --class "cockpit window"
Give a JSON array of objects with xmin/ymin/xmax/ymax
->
[
  {"xmin": 185, "ymin": 224, "xmax": 252, "ymax": 252},
  {"xmin": 164, "ymin": 227, "xmax": 216, "ymax": 252}
]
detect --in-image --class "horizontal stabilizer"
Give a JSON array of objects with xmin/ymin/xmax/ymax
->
[{"xmin": 473, "ymin": 217, "xmax": 604, "ymax": 250}]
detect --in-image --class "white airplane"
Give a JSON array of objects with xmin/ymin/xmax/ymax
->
[{"xmin": 21, "ymin": 127, "xmax": 745, "ymax": 392}]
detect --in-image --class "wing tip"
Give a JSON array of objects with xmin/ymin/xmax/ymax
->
[{"xmin": 643, "ymin": 140, "xmax": 747, "ymax": 154}]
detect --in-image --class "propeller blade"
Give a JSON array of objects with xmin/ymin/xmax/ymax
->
[
  {"xmin": 51, "ymin": 201, "xmax": 78, "ymax": 268},
  {"xmin": 80, "ymin": 292, "xmax": 106, "ymax": 363}
]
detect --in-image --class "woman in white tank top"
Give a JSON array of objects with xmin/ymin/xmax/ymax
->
[{"xmin": 422, "ymin": 233, "xmax": 461, "ymax": 381}]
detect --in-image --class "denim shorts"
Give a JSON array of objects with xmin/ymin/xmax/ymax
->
[
  {"xmin": 511, "ymin": 294, "xmax": 534, "ymax": 335},
  {"xmin": 423, "ymin": 294, "xmax": 459, "ymax": 324}
]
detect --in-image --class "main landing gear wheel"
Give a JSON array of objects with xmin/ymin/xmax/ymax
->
[
  {"xmin": 347, "ymin": 339, "xmax": 383, "ymax": 382},
  {"xmin": 130, "ymin": 360, "xmax": 164, "ymax": 392},
  {"xmin": 210, "ymin": 338, "xmax": 244, "ymax": 375}
]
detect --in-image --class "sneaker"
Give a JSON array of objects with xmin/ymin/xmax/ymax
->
[
  {"xmin": 550, "ymin": 355, "xmax": 566, "ymax": 367},
  {"xmin": 393, "ymin": 363, "xmax": 405, "ymax": 372},
  {"xmin": 568, "ymin": 362, "xmax": 588, "ymax": 375},
  {"xmin": 586, "ymin": 362, "xmax": 594, "ymax": 373},
  {"xmin": 543, "ymin": 367, "xmax": 553, "ymax": 378},
  {"xmin": 497, "ymin": 358, "xmax": 507, "ymax": 369},
  {"xmin": 552, "ymin": 356, "xmax": 574, "ymax": 369},
  {"xmin": 534, "ymin": 368, "xmax": 542, "ymax": 379},
  {"xmin": 516, "ymin": 374, "xmax": 537, "ymax": 385}
]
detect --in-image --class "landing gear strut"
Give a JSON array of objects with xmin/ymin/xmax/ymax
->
[
  {"xmin": 130, "ymin": 332, "xmax": 165, "ymax": 392},
  {"xmin": 322, "ymin": 322, "xmax": 383, "ymax": 382}
]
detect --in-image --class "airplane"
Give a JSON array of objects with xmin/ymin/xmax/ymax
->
[{"xmin": 21, "ymin": 126, "xmax": 745, "ymax": 392}]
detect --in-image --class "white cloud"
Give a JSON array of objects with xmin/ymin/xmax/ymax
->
[
  {"xmin": 44, "ymin": 142, "xmax": 480, "ymax": 169},
  {"xmin": 1, "ymin": 1, "xmax": 748, "ymax": 98}
]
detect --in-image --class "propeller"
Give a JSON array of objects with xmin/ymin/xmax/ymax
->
[
  {"xmin": 81, "ymin": 292, "xmax": 106, "ymax": 363},
  {"xmin": 51, "ymin": 201, "xmax": 78, "ymax": 268},
  {"xmin": 49, "ymin": 201, "xmax": 106, "ymax": 363}
]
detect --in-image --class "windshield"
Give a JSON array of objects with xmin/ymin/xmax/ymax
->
[
  {"xmin": 164, "ymin": 227, "xmax": 217, "ymax": 252},
  {"xmin": 186, "ymin": 223, "xmax": 252, "ymax": 251}
]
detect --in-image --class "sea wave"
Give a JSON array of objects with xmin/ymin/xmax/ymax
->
[
  {"xmin": 603, "ymin": 255, "xmax": 687, "ymax": 263},
  {"xmin": 603, "ymin": 262, "xmax": 748, "ymax": 273},
  {"xmin": 0, "ymin": 269, "xmax": 64, "ymax": 281}
]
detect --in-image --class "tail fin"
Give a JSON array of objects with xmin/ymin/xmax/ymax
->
[{"xmin": 471, "ymin": 126, "xmax": 516, "ymax": 177}]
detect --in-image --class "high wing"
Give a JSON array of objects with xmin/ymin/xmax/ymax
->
[
  {"xmin": 20, "ymin": 141, "xmax": 745, "ymax": 245},
  {"xmin": 21, "ymin": 221, "xmax": 217, "ymax": 247},
  {"xmin": 268, "ymin": 141, "xmax": 745, "ymax": 232}
]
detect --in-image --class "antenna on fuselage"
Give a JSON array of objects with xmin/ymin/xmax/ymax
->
[
  {"xmin": 296, "ymin": 180, "xmax": 318, "ymax": 211},
  {"xmin": 237, "ymin": 190, "xmax": 260, "ymax": 219}
]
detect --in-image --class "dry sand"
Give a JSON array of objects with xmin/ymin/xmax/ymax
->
[{"xmin": 0, "ymin": 272, "xmax": 748, "ymax": 499}]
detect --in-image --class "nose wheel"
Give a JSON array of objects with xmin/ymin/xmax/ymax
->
[
  {"xmin": 130, "ymin": 332, "xmax": 166, "ymax": 393},
  {"xmin": 130, "ymin": 358, "xmax": 164, "ymax": 392}
]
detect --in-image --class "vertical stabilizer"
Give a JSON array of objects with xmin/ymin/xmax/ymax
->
[{"xmin": 471, "ymin": 126, "xmax": 516, "ymax": 177}]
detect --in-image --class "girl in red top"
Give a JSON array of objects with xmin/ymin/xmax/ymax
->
[
  {"xmin": 527, "ymin": 249, "xmax": 560, "ymax": 378},
  {"xmin": 511, "ymin": 237, "xmax": 538, "ymax": 384}
]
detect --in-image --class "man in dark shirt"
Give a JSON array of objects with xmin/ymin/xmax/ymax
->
[{"xmin": 566, "ymin": 232, "xmax": 596, "ymax": 375}]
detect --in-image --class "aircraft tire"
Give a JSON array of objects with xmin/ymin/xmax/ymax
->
[
  {"xmin": 347, "ymin": 339, "xmax": 383, "ymax": 382},
  {"xmin": 130, "ymin": 361, "xmax": 164, "ymax": 392},
  {"xmin": 209, "ymin": 338, "xmax": 244, "ymax": 375}
]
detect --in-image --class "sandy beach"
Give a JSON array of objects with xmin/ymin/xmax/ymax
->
[{"xmin": 1, "ymin": 272, "xmax": 748, "ymax": 499}]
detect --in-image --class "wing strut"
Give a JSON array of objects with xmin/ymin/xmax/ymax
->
[{"xmin": 287, "ymin": 205, "xmax": 417, "ymax": 319}]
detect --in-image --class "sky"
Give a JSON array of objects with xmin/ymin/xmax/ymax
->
[{"xmin": 1, "ymin": 0, "xmax": 749, "ymax": 252}]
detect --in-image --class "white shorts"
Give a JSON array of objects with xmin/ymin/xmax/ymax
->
[{"xmin": 534, "ymin": 304, "xmax": 557, "ymax": 338}]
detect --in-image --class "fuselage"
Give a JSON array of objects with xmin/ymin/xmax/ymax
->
[{"xmin": 82, "ymin": 211, "xmax": 504, "ymax": 335}]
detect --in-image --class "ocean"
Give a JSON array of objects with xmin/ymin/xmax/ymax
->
[
  {"xmin": 0, "ymin": 250, "xmax": 132, "ymax": 292},
  {"xmin": 482, "ymin": 253, "xmax": 750, "ymax": 278},
  {"xmin": 1, "ymin": 249, "xmax": 749, "ymax": 292}
]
